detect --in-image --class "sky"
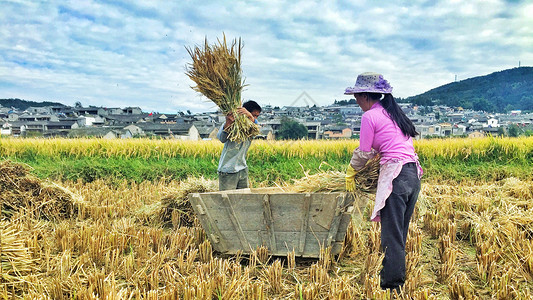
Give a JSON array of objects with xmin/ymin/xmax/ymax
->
[{"xmin": 1, "ymin": 0, "xmax": 532, "ymax": 113}]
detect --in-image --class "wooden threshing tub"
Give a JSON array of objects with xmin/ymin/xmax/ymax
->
[{"xmin": 189, "ymin": 188, "xmax": 367, "ymax": 258}]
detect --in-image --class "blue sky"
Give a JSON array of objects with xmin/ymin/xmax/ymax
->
[{"xmin": 1, "ymin": 0, "xmax": 532, "ymax": 113}]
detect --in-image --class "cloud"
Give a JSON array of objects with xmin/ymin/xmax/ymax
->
[{"xmin": 0, "ymin": 0, "xmax": 530, "ymax": 112}]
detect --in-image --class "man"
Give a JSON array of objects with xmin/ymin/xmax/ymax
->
[{"xmin": 217, "ymin": 100, "xmax": 261, "ymax": 191}]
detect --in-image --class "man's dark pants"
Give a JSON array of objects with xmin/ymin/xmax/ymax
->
[
  {"xmin": 379, "ymin": 162, "xmax": 421, "ymax": 291},
  {"xmin": 218, "ymin": 168, "xmax": 249, "ymax": 191}
]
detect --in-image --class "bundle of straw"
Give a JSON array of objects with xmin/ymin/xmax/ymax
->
[
  {"xmin": 0, "ymin": 160, "xmax": 80, "ymax": 221},
  {"xmin": 185, "ymin": 34, "xmax": 259, "ymax": 142},
  {"xmin": 291, "ymin": 155, "xmax": 381, "ymax": 193},
  {"xmin": 159, "ymin": 177, "xmax": 218, "ymax": 227},
  {"xmin": 352, "ymin": 154, "xmax": 381, "ymax": 192},
  {"xmin": 290, "ymin": 170, "xmax": 346, "ymax": 193}
]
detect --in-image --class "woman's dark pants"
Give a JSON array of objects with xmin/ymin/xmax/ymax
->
[{"xmin": 379, "ymin": 162, "xmax": 421, "ymax": 291}]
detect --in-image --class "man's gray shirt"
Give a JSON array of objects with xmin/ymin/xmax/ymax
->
[{"xmin": 217, "ymin": 122, "xmax": 252, "ymax": 173}]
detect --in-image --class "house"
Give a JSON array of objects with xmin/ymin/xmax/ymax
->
[
  {"xmin": 75, "ymin": 107, "xmax": 107, "ymax": 116},
  {"xmin": 338, "ymin": 106, "xmax": 361, "ymax": 115},
  {"xmin": 46, "ymin": 121, "xmax": 77, "ymax": 131},
  {"xmin": 305, "ymin": 121, "xmax": 322, "ymax": 139},
  {"xmin": 7, "ymin": 113, "xmax": 19, "ymax": 121},
  {"xmin": 104, "ymin": 114, "xmax": 146, "ymax": 126},
  {"xmin": 416, "ymin": 124, "xmax": 442, "ymax": 139},
  {"xmin": 451, "ymin": 124, "xmax": 467, "ymax": 136},
  {"xmin": 27, "ymin": 106, "xmax": 53, "ymax": 114},
  {"xmin": 24, "ymin": 121, "xmax": 48, "ymax": 134},
  {"xmin": 78, "ymin": 115, "xmax": 105, "ymax": 127},
  {"xmin": 323, "ymin": 127, "xmax": 353, "ymax": 139},
  {"xmin": 425, "ymin": 113, "xmax": 436, "ymax": 123},
  {"xmin": 135, "ymin": 123, "xmax": 200, "ymax": 140},
  {"xmin": 1, "ymin": 121, "xmax": 26, "ymax": 136},
  {"xmin": 468, "ymin": 131, "xmax": 485, "ymax": 138},
  {"xmin": 484, "ymin": 117, "xmax": 500, "ymax": 128},
  {"xmin": 22, "ymin": 120, "xmax": 77, "ymax": 136},
  {"xmin": 439, "ymin": 123, "xmax": 453, "ymax": 136},
  {"xmin": 254, "ymin": 125, "xmax": 274, "ymax": 140},
  {"xmin": 67, "ymin": 127, "xmax": 124, "ymax": 138},
  {"xmin": 143, "ymin": 113, "xmax": 181, "ymax": 124},
  {"xmin": 121, "ymin": 107, "xmax": 143, "ymax": 115},
  {"xmin": 195, "ymin": 125, "xmax": 218, "ymax": 140},
  {"xmin": 123, "ymin": 124, "xmax": 144, "ymax": 137},
  {"xmin": 447, "ymin": 113, "xmax": 464, "ymax": 123},
  {"xmin": 18, "ymin": 114, "xmax": 59, "ymax": 122},
  {"xmin": 103, "ymin": 129, "xmax": 134, "ymax": 139},
  {"xmin": 1, "ymin": 122, "xmax": 12, "ymax": 135}
]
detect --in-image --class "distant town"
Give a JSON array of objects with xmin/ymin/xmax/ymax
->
[{"xmin": 1, "ymin": 101, "xmax": 532, "ymax": 140}]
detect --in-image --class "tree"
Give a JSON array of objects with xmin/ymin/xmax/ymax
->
[
  {"xmin": 507, "ymin": 124, "xmax": 520, "ymax": 137},
  {"xmin": 333, "ymin": 113, "xmax": 345, "ymax": 125},
  {"xmin": 335, "ymin": 99, "xmax": 356, "ymax": 106},
  {"xmin": 472, "ymin": 97, "xmax": 495, "ymax": 112},
  {"xmin": 75, "ymin": 101, "xmax": 83, "ymax": 108},
  {"xmin": 520, "ymin": 96, "xmax": 533, "ymax": 111},
  {"xmin": 277, "ymin": 117, "xmax": 308, "ymax": 140}
]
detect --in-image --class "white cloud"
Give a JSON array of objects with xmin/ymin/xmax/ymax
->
[{"xmin": 0, "ymin": 0, "xmax": 530, "ymax": 112}]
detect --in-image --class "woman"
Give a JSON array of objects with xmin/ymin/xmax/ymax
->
[{"xmin": 344, "ymin": 72, "xmax": 423, "ymax": 292}]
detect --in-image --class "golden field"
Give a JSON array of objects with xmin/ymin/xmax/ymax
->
[{"xmin": 1, "ymin": 136, "xmax": 532, "ymax": 160}]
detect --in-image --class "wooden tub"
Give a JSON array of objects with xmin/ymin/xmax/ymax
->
[{"xmin": 189, "ymin": 187, "xmax": 367, "ymax": 258}]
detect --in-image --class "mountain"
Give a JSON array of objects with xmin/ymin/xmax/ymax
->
[
  {"xmin": 0, "ymin": 98, "xmax": 66, "ymax": 111},
  {"xmin": 405, "ymin": 67, "xmax": 533, "ymax": 113}
]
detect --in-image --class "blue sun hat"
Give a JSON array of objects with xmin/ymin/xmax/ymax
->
[{"xmin": 344, "ymin": 72, "xmax": 393, "ymax": 95}]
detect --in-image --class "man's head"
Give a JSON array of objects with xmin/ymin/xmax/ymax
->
[{"xmin": 243, "ymin": 100, "xmax": 261, "ymax": 119}]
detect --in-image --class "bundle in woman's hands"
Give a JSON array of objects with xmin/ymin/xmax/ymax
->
[
  {"xmin": 290, "ymin": 155, "xmax": 381, "ymax": 193},
  {"xmin": 185, "ymin": 34, "xmax": 259, "ymax": 142}
]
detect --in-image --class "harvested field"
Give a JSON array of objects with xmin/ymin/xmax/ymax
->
[{"xmin": 2, "ymin": 158, "xmax": 532, "ymax": 298}]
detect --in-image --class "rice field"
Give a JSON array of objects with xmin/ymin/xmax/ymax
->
[
  {"xmin": 1, "ymin": 137, "xmax": 533, "ymax": 299},
  {"xmin": 1, "ymin": 136, "xmax": 532, "ymax": 161}
]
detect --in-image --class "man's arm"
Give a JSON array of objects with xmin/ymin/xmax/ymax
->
[{"xmin": 217, "ymin": 122, "xmax": 228, "ymax": 143}]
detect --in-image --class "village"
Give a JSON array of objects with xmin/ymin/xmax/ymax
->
[{"xmin": 1, "ymin": 101, "xmax": 532, "ymax": 140}]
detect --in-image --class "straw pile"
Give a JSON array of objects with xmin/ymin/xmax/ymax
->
[
  {"xmin": 185, "ymin": 34, "xmax": 259, "ymax": 142},
  {"xmin": 0, "ymin": 160, "xmax": 81, "ymax": 221},
  {"xmin": 290, "ymin": 155, "xmax": 381, "ymax": 193},
  {"xmin": 159, "ymin": 176, "xmax": 218, "ymax": 227}
]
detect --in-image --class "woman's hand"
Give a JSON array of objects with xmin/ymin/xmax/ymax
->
[{"xmin": 345, "ymin": 164, "xmax": 358, "ymax": 192}]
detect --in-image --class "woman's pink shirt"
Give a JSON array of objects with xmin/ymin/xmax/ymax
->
[{"xmin": 359, "ymin": 102, "xmax": 416, "ymax": 164}]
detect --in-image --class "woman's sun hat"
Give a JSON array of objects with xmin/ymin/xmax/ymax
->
[{"xmin": 344, "ymin": 72, "xmax": 393, "ymax": 95}]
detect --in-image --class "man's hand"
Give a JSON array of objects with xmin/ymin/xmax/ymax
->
[
  {"xmin": 345, "ymin": 164, "xmax": 358, "ymax": 192},
  {"xmin": 224, "ymin": 107, "xmax": 254, "ymax": 131},
  {"xmin": 224, "ymin": 112, "xmax": 235, "ymax": 130},
  {"xmin": 236, "ymin": 107, "xmax": 254, "ymax": 122}
]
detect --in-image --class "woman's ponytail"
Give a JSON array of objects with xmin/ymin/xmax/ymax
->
[{"xmin": 368, "ymin": 93, "xmax": 418, "ymax": 137}]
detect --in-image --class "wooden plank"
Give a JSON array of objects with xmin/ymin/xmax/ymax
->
[
  {"xmin": 189, "ymin": 193, "xmax": 228, "ymax": 252},
  {"xmin": 222, "ymin": 194, "xmax": 250, "ymax": 251},
  {"xmin": 298, "ymin": 193, "xmax": 311, "ymax": 254},
  {"xmin": 262, "ymin": 194, "xmax": 277, "ymax": 252},
  {"xmin": 211, "ymin": 194, "xmax": 265, "ymax": 232},
  {"xmin": 311, "ymin": 194, "xmax": 338, "ymax": 230},
  {"xmin": 325, "ymin": 194, "xmax": 347, "ymax": 246}
]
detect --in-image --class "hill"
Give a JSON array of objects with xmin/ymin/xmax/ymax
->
[
  {"xmin": 406, "ymin": 67, "xmax": 533, "ymax": 113},
  {"xmin": 0, "ymin": 98, "xmax": 66, "ymax": 111}
]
